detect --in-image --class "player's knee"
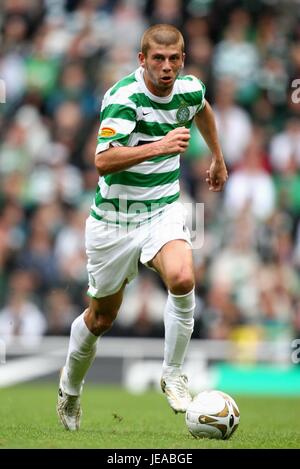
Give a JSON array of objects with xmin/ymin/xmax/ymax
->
[
  {"xmin": 167, "ymin": 270, "xmax": 195, "ymax": 295},
  {"xmin": 86, "ymin": 306, "xmax": 117, "ymax": 335},
  {"xmin": 95, "ymin": 316, "xmax": 114, "ymax": 335},
  {"xmin": 91, "ymin": 315, "xmax": 115, "ymax": 335}
]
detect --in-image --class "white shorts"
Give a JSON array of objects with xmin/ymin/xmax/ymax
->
[{"xmin": 85, "ymin": 202, "xmax": 191, "ymax": 298}]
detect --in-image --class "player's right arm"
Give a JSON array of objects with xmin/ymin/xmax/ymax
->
[
  {"xmin": 94, "ymin": 87, "xmax": 190, "ymax": 176},
  {"xmin": 95, "ymin": 127, "xmax": 190, "ymax": 176}
]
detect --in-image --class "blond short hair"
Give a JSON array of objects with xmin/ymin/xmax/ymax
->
[{"xmin": 141, "ymin": 24, "xmax": 185, "ymax": 56}]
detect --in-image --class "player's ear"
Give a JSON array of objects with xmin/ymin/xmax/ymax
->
[
  {"xmin": 182, "ymin": 52, "xmax": 186, "ymax": 68},
  {"xmin": 138, "ymin": 52, "xmax": 145, "ymax": 68}
]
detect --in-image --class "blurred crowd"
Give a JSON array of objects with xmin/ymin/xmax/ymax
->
[{"xmin": 1, "ymin": 0, "xmax": 300, "ymax": 348}]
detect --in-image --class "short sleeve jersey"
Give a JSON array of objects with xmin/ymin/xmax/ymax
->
[{"xmin": 91, "ymin": 67, "xmax": 206, "ymax": 225}]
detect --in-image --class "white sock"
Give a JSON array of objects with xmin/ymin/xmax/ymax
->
[
  {"xmin": 61, "ymin": 312, "xmax": 98, "ymax": 396},
  {"xmin": 162, "ymin": 289, "xmax": 195, "ymax": 376}
]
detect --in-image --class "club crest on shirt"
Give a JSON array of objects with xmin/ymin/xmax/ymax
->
[
  {"xmin": 176, "ymin": 102, "xmax": 190, "ymax": 124},
  {"xmin": 99, "ymin": 127, "xmax": 116, "ymax": 137}
]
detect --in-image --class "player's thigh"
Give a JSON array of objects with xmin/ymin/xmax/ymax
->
[
  {"xmin": 86, "ymin": 216, "xmax": 139, "ymax": 298},
  {"xmin": 149, "ymin": 239, "xmax": 195, "ymax": 293}
]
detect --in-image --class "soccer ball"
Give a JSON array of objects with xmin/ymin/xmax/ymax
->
[{"xmin": 185, "ymin": 390, "xmax": 240, "ymax": 440}]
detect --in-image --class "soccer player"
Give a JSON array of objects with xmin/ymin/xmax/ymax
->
[{"xmin": 57, "ymin": 24, "xmax": 228, "ymax": 430}]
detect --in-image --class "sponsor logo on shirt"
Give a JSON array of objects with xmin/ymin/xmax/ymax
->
[{"xmin": 99, "ymin": 127, "xmax": 116, "ymax": 137}]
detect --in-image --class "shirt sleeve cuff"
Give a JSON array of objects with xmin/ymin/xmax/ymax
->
[{"xmin": 95, "ymin": 140, "xmax": 123, "ymax": 155}]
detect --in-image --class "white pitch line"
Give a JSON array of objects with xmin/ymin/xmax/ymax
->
[{"xmin": 0, "ymin": 355, "xmax": 63, "ymax": 387}]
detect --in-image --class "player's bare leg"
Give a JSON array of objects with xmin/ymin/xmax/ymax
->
[
  {"xmin": 149, "ymin": 239, "xmax": 195, "ymax": 413},
  {"xmin": 57, "ymin": 282, "xmax": 126, "ymax": 430}
]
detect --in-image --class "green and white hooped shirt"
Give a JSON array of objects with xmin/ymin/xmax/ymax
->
[{"xmin": 91, "ymin": 67, "xmax": 206, "ymax": 225}]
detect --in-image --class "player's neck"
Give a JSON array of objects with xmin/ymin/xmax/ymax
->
[{"xmin": 143, "ymin": 71, "xmax": 173, "ymax": 98}]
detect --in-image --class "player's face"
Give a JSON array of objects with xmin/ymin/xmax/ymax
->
[{"xmin": 139, "ymin": 43, "xmax": 185, "ymax": 97}]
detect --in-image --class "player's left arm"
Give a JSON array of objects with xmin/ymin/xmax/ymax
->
[{"xmin": 194, "ymin": 99, "xmax": 228, "ymax": 192}]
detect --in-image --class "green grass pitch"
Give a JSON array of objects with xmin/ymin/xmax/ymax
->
[{"xmin": 0, "ymin": 383, "xmax": 300, "ymax": 448}]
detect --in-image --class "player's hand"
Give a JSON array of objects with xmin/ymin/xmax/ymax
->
[
  {"xmin": 157, "ymin": 127, "xmax": 190, "ymax": 154},
  {"xmin": 206, "ymin": 158, "xmax": 228, "ymax": 192}
]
